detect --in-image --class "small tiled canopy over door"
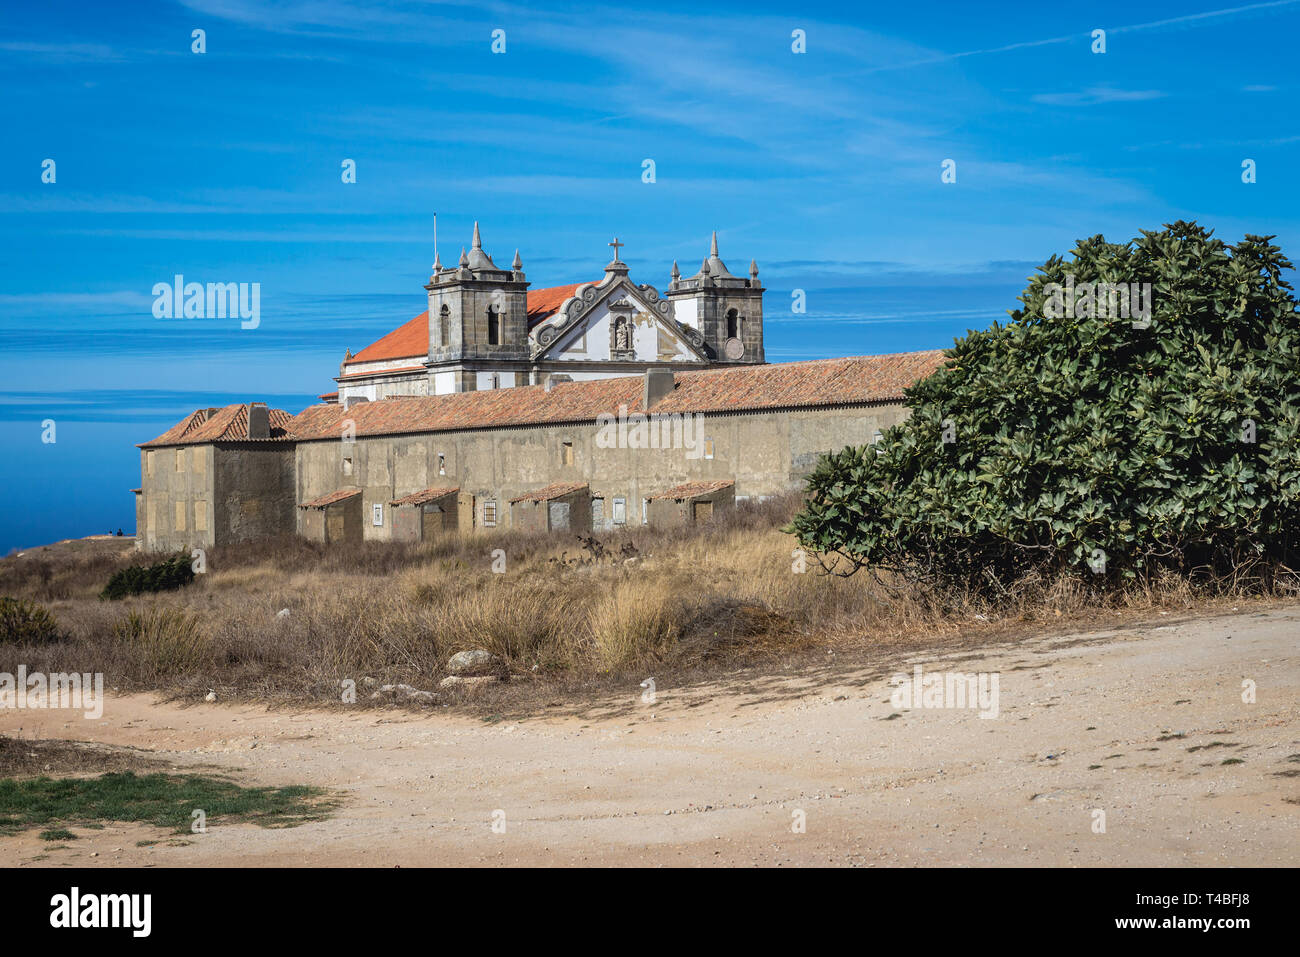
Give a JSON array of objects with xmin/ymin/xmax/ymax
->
[
  {"xmin": 692, "ymin": 500, "xmax": 714, "ymax": 523},
  {"xmin": 549, "ymin": 501, "xmax": 570, "ymax": 531}
]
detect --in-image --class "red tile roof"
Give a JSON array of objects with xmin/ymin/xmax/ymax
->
[
  {"xmin": 649, "ymin": 480, "xmax": 734, "ymax": 501},
  {"xmin": 319, "ymin": 391, "xmax": 339, "ymax": 402},
  {"xmin": 142, "ymin": 351, "xmax": 946, "ymax": 449},
  {"xmin": 288, "ymin": 351, "xmax": 946, "ymax": 442},
  {"xmin": 510, "ymin": 482, "xmax": 589, "ymax": 504},
  {"xmin": 348, "ymin": 311, "xmax": 428, "ymax": 364},
  {"xmin": 526, "ymin": 282, "xmax": 586, "ymax": 328},
  {"xmin": 140, "ymin": 404, "xmax": 293, "ymax": 448},
  {"xmin": 390, "ymin": 486, "xmax": 459, "ymax": 506},
  {"xmin": 346, "ymin": 284, "xmax": 590, "ymax": 365},
  {"xmin": 299, "ymin": 488, "xmax": 361, "ymax": 509}
]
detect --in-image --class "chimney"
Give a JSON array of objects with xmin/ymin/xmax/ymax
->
[
  {"xmin": 544, "ymin": 373, "xmax": 573, "ymax": 393},
  {"xmin": 345, "ymin": 395, "xmax": 370, "ymax": 411},
  {"xmin": 247, "ymin": 402, "xmax": 271, "ymax": 439},
  {"xmin": 643, "ymin": 368, "xmax": 675, "ymax": 408}
]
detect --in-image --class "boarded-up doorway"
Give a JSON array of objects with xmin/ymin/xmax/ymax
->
[
  {"xmin": 692, "ymin": 500, "xmax": 713, "ymax": 524},
  {"xmin": 549, "ymin": 501, "xmax": 570, "ymax": 531}
]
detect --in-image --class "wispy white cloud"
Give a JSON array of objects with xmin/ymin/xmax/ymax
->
[
  {"xmin": 0, "ymin": 40, "xmax": 125, "ymax": 63},
  {"xmin": 1032, "ymin": 87, "xmax": 1168, "ymax": 107}
]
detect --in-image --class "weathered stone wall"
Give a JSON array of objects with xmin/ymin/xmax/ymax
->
[
  {"xmin": 293, "ymin": 401, "xmax": 910, "ymax": 538},
  {"xmin": 213, "ymin": 445, "xmax": 296, "ymax": 545},
  {"xmin": 137, "ymin": 400, "xmax": 912, "ymax": 548},
  {"xmin": 137, "ymin": 443, "xmax": 294, "ymax": 552},
  {"xmin": 647, "ymin": 484, "xmax": 737, "ymax": 530},
  {"xmin": 135, "ymin": 445, "xmax": 215, "ymax": 552}
]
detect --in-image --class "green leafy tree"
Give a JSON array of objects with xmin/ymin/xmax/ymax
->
[{"xmin": 788, "ymin": 222, "xmax": 1300, "ymax": 589}]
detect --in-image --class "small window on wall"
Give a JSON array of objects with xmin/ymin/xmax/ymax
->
[
  {"xmin": 491, "ymin": 374, "xmax": 500, "ymax": 390},
  {"xmin": 175, "ymin": 449, "xmax": 186, "ymax": 472},
  {"xmin": 342, "ymin": 456, "xmax": 353, "ymax": 476},
  {"xmin": 642, "ymin": 499, "xmax": 649, "ymax": 525},
  {"xmin": 372, "ymin": 504, "xmax": 384, "ymax": 526},
  {"xmin": 174, "ymin": 500, "xmax": 187, "ymax": 530},
  {"xmin": 561, "ymin": 441, "xmax": 574, "ymax": 467},
  {"xmin": 146, "ymin": 450, "xmax": 155, "ymax": 476},
  {"xmin": 437, "ymin": 453, "xmax": 446, "ymax": 476},
  {"xmin": 591, "ymin": 498, "xmax": 604, "ymax": 527},
  {"xmin": 483, "ymin": 501, "xmax": 498, "ymax": 527},
  {"xmin": 612, "ymin": 497, "xmax": 626, "ymax": 525},
  {"xmin": 704, "ymin": 438, "xmax": 715, "ymax": 459}
]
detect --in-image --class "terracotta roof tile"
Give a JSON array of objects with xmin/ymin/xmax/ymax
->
[
  {"xmin": 299, "ymin": 488, "xmax": 361, "ymax": 509},
  {"xmin": 142, "ymin": 351, "xmax": 946, "ymax": 452},
  {"xmin": 140, "ymin": 404, "xmax": 294, "ymax": 448},
  {"xmin": 526, "ymin": 282, "xmax": 588, "ymax": 328},
  {"xmin": 346, "ymin": 284, "xmax": 592, "ymax": 365},
  {"xmin": 390, "ymin": 486, "xmax": 460, "ymax": 506},
  {"xmin": 288, "ymin": 351, "xmax": 946, "ymax": 442},
  {"xmin": 510, "ymin": 482, "xmax": 589, "ymax": 504},
  {"xmin": 648, "ymin": 480, "xmax": 734, "ymax": 501},
  {"xmin": 349, "ymin": 311, "xmax": 429, "ymax": 363}
]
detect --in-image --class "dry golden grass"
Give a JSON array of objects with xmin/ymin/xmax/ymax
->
[{"xmin": 1, "ymin": 494, "xmax": 1294, "ymax": 712}]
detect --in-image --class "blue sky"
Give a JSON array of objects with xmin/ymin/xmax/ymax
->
[{"xmin": 2, "ymin": 0, "xmax": 1298, "ymax": 552}]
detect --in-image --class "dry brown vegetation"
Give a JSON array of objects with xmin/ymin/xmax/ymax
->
[{"xmin": 0, "ymin": 497, "xmax": 1291, "ymax": 713}]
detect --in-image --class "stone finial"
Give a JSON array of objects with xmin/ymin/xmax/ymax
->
[
  {"xmin": 671, "ymin": 260, "xmax": 680, "ymax": 281},
  {"xmin": 700, "ymin": 258, "xmax": 711, "ymax": 276},
  {"xmin": 749, "ymin": 258, "xmax": 759, "ymax": 279},
  {"xmin": 472, "ymin": 221, "xmax": 483, "ymax": 249},
  {"xmin": 710, "ymin": 230, "xmax": 720, "ymax": 258},
  {"xmin": 512, "ymin": 249, "xmax": 522, "ymax": 270},
  {"xmin": 433, "ymin": 251, "xmax": 442, "ymax": 273},
  {"xmin": 458, "ymin": 246, "xmax": 469, "ymax": 267}
]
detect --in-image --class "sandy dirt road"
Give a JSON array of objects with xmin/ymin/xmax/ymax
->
[{"xmin": 3, "ymin": 607, "xmax": 1298, "ymax": 867}]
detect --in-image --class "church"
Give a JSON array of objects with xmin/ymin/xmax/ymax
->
[
  {"xmin": 133, "ymin": 226, "xmax": 946, "ymax": 550},
  {"xmin": 328, "ymin": 224, "xmax": 765, "ymax": 406}
]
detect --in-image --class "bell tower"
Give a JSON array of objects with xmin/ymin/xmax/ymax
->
[
  {"xmin": 665, "ymin": 231, "xmax": 764, "ymax": 364},
  {"xmin": 424, "ymin": 222, "xmax": 530, "ymax": 393}
]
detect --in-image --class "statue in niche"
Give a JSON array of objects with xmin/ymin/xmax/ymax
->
[{"xmin": 614, "ymin": 316, "xmax": 630, "ymax": 352}]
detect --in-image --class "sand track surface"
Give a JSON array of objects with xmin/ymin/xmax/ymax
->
[{"xmin": 3, "ymin": 607, "xmax": 1297, "ymax": 866}]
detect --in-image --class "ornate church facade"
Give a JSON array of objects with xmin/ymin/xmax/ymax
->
[{"xmin": 330, "ymin": 225, "xmax": 766, "ymax": 406}]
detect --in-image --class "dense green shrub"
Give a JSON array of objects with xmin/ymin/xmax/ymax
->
[
  {"xmin": 0, "ymin": 597, "xmax": 61, "ymax": 644},
  {"xmin": 789, "ymin": 222, "xmax": 1300, "ymax": 589},
  {"xmin": 100, "ymin": 553, "xmax": 195, "ymax": 600}
]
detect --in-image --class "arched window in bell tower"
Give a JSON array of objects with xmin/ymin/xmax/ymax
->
[
  {"xmin": 725, "ymin": 308, "xmax": 739, "ymax": 340},
  {"xmin": 487, "ymin": 306, "xmax": 501, "ymax": 345},
  {"xmin": 439, "ymin": 305, "xmax": 451, "ymax": 347}
]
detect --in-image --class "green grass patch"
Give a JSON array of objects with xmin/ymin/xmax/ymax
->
[
  {"xmin": 39, "ymin": 828, "xmax": 76, "ymax": 841},
  {"xmin": 0, "ymin": 771, "xmax": 335, "ymax": 836}
]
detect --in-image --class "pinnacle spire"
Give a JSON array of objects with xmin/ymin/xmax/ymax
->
[
  {"xmin": 512, "ymin": 249, "xmax": 522, "ymax": 270},
  {"xmin": 671, "ymin": 260, "xmax": 680, "ymax": 280},
  {"xmin": 710, "ymin": 230, "xmax": 719, "ymax": 258},
  {"xmin": 458, "ymin": 246, "xmax": 469, "ymax": 267},
  {"xmin": 472, "ymin": 221, "xmax": 482, "ymax": 249},
  {"xmin": 749, "ymin": 258, "xmax": 758, "ymax": 278}
]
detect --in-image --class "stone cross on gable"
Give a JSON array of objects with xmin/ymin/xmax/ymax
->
[{"xmin": 608, "ymin": 237, "xmax": 624, "ymax": 262}]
